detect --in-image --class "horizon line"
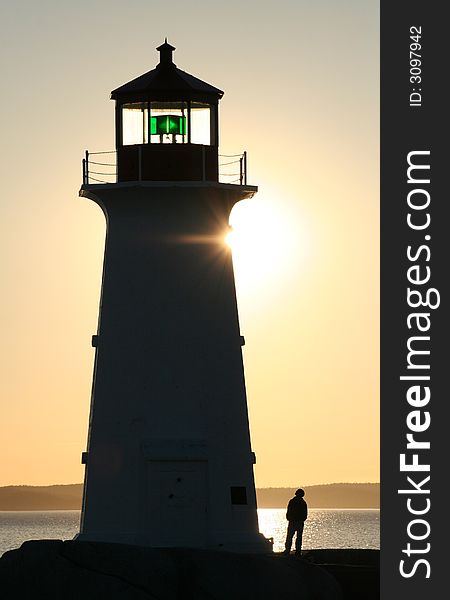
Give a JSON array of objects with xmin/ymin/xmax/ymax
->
[{"xmin": 0, "ymin": 481, "xmax": 381, "ymax": 489}]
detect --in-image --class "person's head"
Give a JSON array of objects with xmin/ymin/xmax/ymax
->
[{"xmin": 295, "ymin": 488, "xmax": 305, "ymax": 497}]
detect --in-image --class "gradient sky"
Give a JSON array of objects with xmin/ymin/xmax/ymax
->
[{"xmin": 0, "ymin": 0, "xmax": 379, "ymax": 487}]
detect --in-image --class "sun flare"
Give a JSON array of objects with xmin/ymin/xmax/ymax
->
[{"xmin": 224, "ymin": 230, "xmax": 235, "ymax": 248}]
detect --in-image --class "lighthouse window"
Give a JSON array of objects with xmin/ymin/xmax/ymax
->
[
  {"xmin": 150, "ymin": 101, "xmax": 187, "ymax": 144},
  {"xmin": 120, "ymin": 101, "xmax": 213, "ymax": 146},
  {"xmin": 122, "ymin": 102, "xmax": 148, "ymax": 145},
  {"xmin": 190, "ymin": 102, "xmax": 211, "ymax": 145}
]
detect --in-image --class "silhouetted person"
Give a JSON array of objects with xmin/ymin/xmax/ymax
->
[{"xmin": 283, "ymin": 488, "xmax": 308, "ymax": 556}]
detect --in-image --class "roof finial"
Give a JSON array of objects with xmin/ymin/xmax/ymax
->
[{"xmin": 156, "ymin": 39, "xmax": 176, "ymax": 68}]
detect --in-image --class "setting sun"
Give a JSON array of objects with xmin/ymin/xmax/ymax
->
[{"xmin": 225, "ymin": 195, "xmax": 307, "ymax": 300}]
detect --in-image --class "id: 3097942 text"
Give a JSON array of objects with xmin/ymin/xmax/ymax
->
[{"xmin": 409, "ymin": 26, "xmax": 422, "ymax": 107}]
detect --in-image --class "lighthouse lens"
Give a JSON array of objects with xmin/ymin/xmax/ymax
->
[
  {"xmin": 151, "ymin": 115, "xmax": 186, "ymax": 136},
  {"xmin": 150, "ymin": 101, "xmax": 188, "ymax": 143}
]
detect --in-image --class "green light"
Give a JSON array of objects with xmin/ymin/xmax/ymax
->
[{"xmin": 150, "ymin": 115, "xmax": 186, "ymax": 136}]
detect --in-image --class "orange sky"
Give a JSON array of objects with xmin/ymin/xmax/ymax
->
[{"xmin": 0, "ymin": 0, "xmax": 379, "ymax": 487}]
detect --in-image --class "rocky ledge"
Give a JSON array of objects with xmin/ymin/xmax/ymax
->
[
  {"xmin": 301, "ymin": 549, "xmax": 379, "ymax": 600},
  {"xmin": 0, "ymin": 540, "xmax": 379, "ymax": 599}
]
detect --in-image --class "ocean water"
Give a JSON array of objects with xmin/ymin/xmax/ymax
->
[
  {"xmin": 258, "ymin": 508, "xmax": 379, "ymax": 552},
  {"xmin": 0, "ymin": 508, "xmax": 379, "ymax": 556}
]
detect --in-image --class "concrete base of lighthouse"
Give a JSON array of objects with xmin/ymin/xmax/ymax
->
[
  {"xmin": 74, "ymin": 532, "xmax": 272, "ymax": 554},
  {"xmin": 77, "ymin": 181, "xmax": 272, "ymax": 554}
]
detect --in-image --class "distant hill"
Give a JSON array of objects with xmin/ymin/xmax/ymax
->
[
  {"xmin": 257, "ymin": 484, "xmax": 379, "ymax": 508},
  {"xmin": 0, "ymin": 485, "xmax": 83, "ymax": 511},
  {"xmin": 0, "ymin": 483, "xmax": 379, "ymax": 511}
]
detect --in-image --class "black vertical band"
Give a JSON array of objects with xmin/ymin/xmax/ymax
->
[{"xmin": 381, "ymin": 2, "xmax": 448, "ymax": 597}]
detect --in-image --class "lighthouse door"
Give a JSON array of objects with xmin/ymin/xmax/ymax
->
[{"xmin": 146, "ymin": 460, "xmax": 207, "ymax": 547}]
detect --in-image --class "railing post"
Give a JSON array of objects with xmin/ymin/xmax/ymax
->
[
  {"xmin": 85, "ymin": 150, "xmax": 89, "ymax": 184},
  {"xmin": 82, "ymin": 158, "xmax": 86, "ymax": 185},
  {"xmin": 239, "ymin": 156, "xmax": 243, "ymax": 185},
  {"xmin": 202, "ymin": 146, "xmax": 206, "ymax": 181},
  {"xmin": 138, "ymin": 146, "xmax": 142, "ymax": 181},
  {"xmin": 243, "ymin": 151, "xmax": 247, "ymax": 185}
]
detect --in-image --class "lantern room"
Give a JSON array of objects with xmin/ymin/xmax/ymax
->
[{"xmin": 111, "ymin": 41, "xmax": 222, "ymax": 182}]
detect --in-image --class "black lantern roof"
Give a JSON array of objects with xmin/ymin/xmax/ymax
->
[{"xmin": 111, "ymin": 40, "xmax": 224, "ymax": 103}]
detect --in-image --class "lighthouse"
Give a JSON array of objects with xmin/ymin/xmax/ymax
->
[{"xmin": 77, "ymin": 41, "xmax": 270, "ymax": 553}]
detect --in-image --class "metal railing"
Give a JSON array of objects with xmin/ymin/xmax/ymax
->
[
  {"xmin": 82, "ymin": 150, "xmax": 117, "ymax": 185},
  {"xmin": 82, "ymin": 149, "xmax": 247, "ymax": 185},
  {"xmin": 218, "ymin": 152, "xmax": 247, "ymax": 185}
]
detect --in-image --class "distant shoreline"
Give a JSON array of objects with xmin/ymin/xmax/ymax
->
[{"xmin": 0, "ymin": 483, "xmax": 379, "ymax": 511}]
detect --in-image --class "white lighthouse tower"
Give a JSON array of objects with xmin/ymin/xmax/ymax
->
[{"xmin": 77, "ymin": 41, "xmax": 270, "ymax": 553}]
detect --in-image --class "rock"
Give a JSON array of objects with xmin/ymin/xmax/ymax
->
[
  {"xmin": 301, "ymin": 549, "xmax": 379, "ymax": 567},
  {"xmin": 0, "ymin": 540, "xmax": 342, "ymax": 599},
  {"xmin": 301, "ymin": 549, "xmax": 380, "ymax": 600}
]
